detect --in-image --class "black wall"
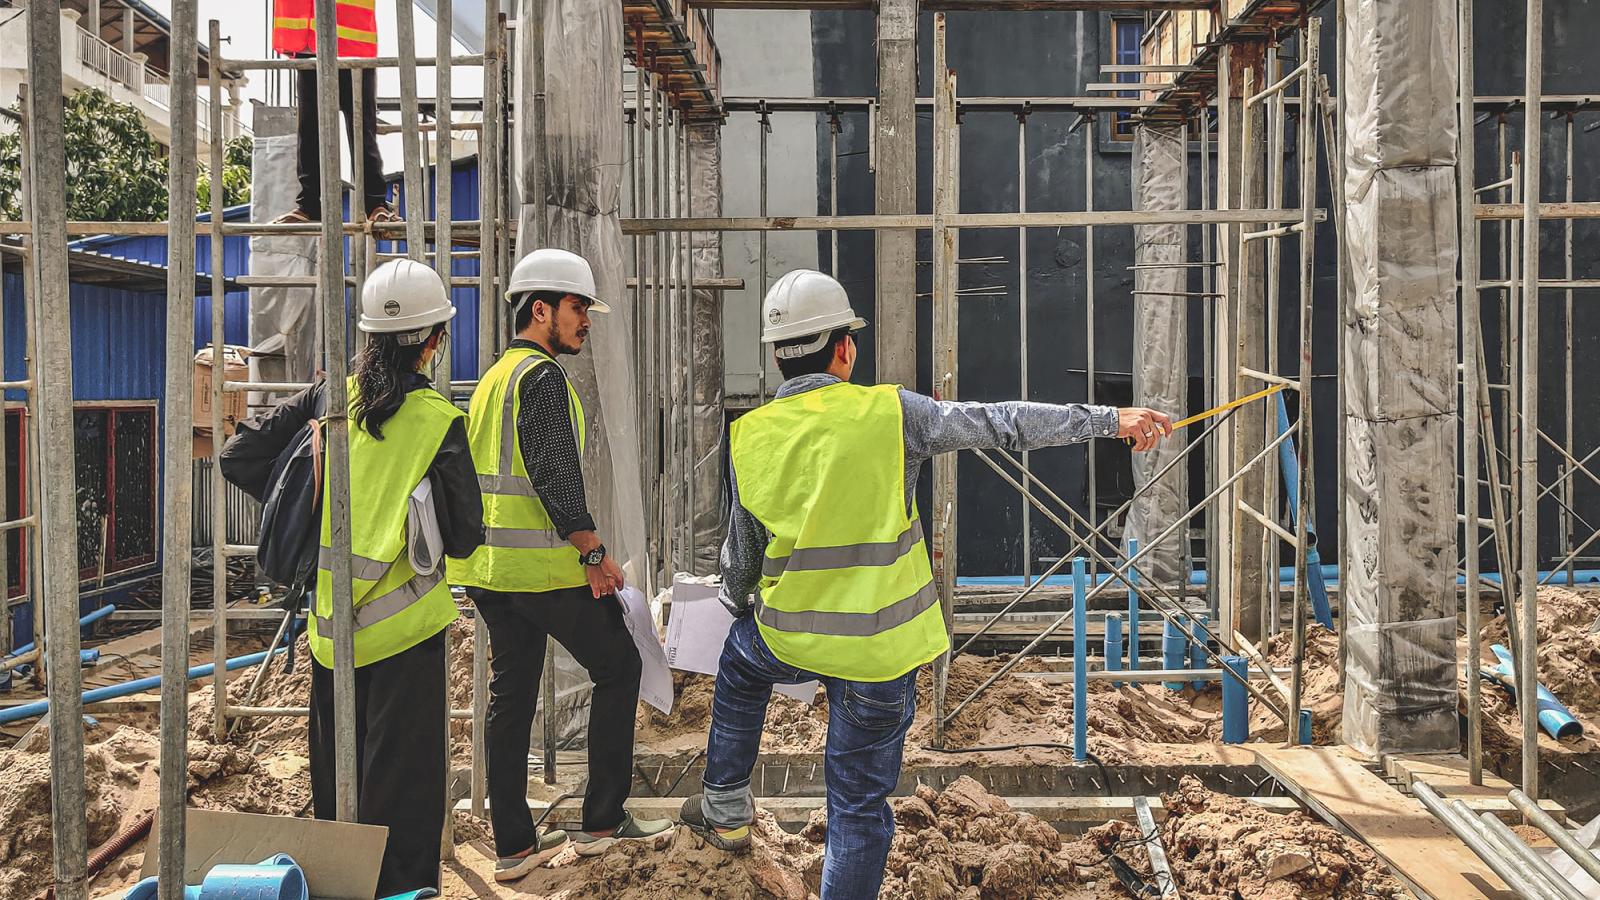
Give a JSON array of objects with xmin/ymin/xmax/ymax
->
[{"xmin": 807, "ymin": 8, "xmax": 1600, "ymax": 577}]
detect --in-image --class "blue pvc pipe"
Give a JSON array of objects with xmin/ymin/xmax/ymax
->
[
  {"xmin": 1162, "ymin": 616, "xmax": 1188, "ymax": 691},
  {"xmin": 1126, "ymin": 539, "xmax": 1140, "ymax": 681},
  {"xmin": 1071, "ymin": 557, "xmax": 1088, "ymax": 762},
  {"xmin": 1188, "ymin": 614, "xmax": 1210, "ymax": 689},
  {"xmin": 125, "ymin": 854, "xmax": 307, "ymax": 900},
  {"xmin": 1104, "ymin": 613, "xmax": 1123, "ymax": 689},
  {"xmin": 1221, "ymin": 655, "xmax": 1248, "ymax": 743},
  {"xmin": 6, "ymin": 603, "xmax": 117, "ymax": 658},
  {"xmin": 0, "ymin": 636, "xmax": 297, "ymax": 726},
  {"xmin": 1483, "ymin": 644, "xmax": 1585, "ymax": 740},
  {"xmin": 1298, "ymin": 710, "xmax": 1314, "ymax": 745},
  {"xmin": 1276, "ymin": 394, "xmax": 1335, "ymax": 630}
]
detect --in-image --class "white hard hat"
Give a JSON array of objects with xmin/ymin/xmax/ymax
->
[
  {"xmin": 761, "ymin": 269, "xmax": 866, "ymax": 356},
  {"xmin": 506, "ymin": 248, "xmax": 612, "ymax": 314},
  {"xmin": 359, "ymin": 258, "xmax": 456, "ymax": 342}
]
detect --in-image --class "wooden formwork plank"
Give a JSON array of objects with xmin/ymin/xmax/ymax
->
[{"xmin": 1255, "ymin": 746, "xmax": 1514, "ymax": 900}]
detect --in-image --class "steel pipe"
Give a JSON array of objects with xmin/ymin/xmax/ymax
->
[
  {"xmin": 1412, "ymin": 782, "xmax": 1553, "ymax": 900},
  {"xmin": 1510, "ymin": 789, "xmax": 1600, "ymax": 885}
]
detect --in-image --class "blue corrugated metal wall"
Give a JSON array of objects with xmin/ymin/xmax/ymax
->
[{"xmin": 383, "ymin": 159, "xmax": 485, "ymax": 381}]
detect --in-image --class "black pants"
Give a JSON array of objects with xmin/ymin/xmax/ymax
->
[
  {"xmin": 310, "ymin": 629, "xmax": 447, "ymax": 898},
  {"xmin": 295, "ymin": 65, "xmax": 387, "ymax": 217},
  {"xmin": 471, "ymin": 586, "xmax": 643, "ymax": 854}
]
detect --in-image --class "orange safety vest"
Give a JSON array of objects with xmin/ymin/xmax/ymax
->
[{"xmin": 272, "ymin": 0, "xmax": 378, "ymax": 59}]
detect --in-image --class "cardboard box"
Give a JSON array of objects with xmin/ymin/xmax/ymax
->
[
  {"xmin": 193, "ymin": 346, "xmax": 250, "ymax": 458},
  {"xmin": 140, "ymin": 808, "xmax": 387, "ymax": 900}
]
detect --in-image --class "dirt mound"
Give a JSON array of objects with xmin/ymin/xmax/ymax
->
[
  {"xmin": 1157, "ymin": 775, "xmax": 1403, "ymax": 899},
  {"xmin": 1485, "ymin": 586, "xmax": 1600, "ymax": 722},
  {"xmin": 635, "ymin": 672, "xmax": 828, "ymax": 754},
  {"xmin": 0, "ymin": 732, "xmax": 134, "ymax": 900},
  {"xmin": 1235, "ymin": 625, "xmax": 1343, "ymax": 744},
  {"xmin": 500, "ymin": 811, "xmax": 822, "ymax": 899},
  {"xmin": 880, "ymin": 777, "xmax": 1084, "ymax": 899}
]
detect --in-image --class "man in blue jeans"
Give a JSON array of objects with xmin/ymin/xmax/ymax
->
[{"xmin": 680, "ymin": 269, "xmax": 1171, "ymax": 898}]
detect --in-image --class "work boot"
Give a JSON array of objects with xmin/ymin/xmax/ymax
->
[
  {"xmin": 571, "ymin": 812, "xmax": 675, "ymax": 857},
  {"xmin": 493, "ymin": 829, "xmax": 569, "ymax": 882},
  {"xmin": 679, "ymin": 794, "xmax": 752, "ymax": 853}
]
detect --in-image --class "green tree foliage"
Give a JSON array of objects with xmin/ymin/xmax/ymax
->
[
  {"xmin": 0, "ymin": 89, "xmax": 253, "ymax": 221},
  {"xmin": 198, "ymin": 136, "xmax": 254, "ymax": 210}
]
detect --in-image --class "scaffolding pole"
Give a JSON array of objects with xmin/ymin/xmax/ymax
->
[
  {"xmin": 1519, "ymin": 0, "xmax": 1543, "ymax": 805},
  {"xmin": 1459, "ymin": 0, "xmax": 1484, "ymax": 786},
  {"xmin": 25, "ymin": 1, "xmax": 90, "ymax": 895}
]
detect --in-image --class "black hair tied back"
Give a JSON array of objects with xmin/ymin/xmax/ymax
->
[{"xmin": 351, "ymin": 324, "xmax": 442, "ymax": 439}]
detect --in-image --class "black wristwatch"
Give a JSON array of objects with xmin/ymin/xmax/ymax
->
[{"xmin": 580, "ymin": 544, "xmax": 607, "ymax": 567}]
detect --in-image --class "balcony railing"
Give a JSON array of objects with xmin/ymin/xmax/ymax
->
[{"xmin": 74, "ymin": 27, "xmax": 250, "ymax": 144}]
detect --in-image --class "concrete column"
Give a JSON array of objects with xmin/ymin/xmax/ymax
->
[
  {"xmin": 688, "ymin": 122, "xmax": 725, "ymax": 573},
  {"xmin": 873, "ymin": 0, "xmax": 916, "ymax": 387},
  {"xmin": 122, "ymin": 4, "xmax": 133, "ymax": 54},
  {"xmin": 1128, "ymin": 122, "xmax": 1189, "ymax": 585},
  {"xmin": 1217, "ymin": 42, "xmax": 1267, "ymax": 642},
  {"xmin": 1340, "ymin": 0, "xmax": 1461, "ymax": 755}
]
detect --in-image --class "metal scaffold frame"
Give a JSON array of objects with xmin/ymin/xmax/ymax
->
[{"xmin": 12, "ymin": 0, "xmax": 1599, "ymax": 892}]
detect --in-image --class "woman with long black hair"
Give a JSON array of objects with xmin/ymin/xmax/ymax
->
[{"xmin": 221, "ymin": 259, "xmax": 500, "ymax": 897}]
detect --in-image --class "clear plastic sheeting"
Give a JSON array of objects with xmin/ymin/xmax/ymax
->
[
  {"xmin": 1127, "ymin": 123, "xmax": 1190, "ymax": 585},
  {"xmin": 1341, "ymin": 616, "xmax": 1460, "ymax": 755},
  {"xmin": 246, "ymin": 119, "xmax": 318, "ymax": 399},
  {"xmin": 515, "ymin": 0, "xmax": 641, "ymax": 748},
  {"xmin": 1339, "ymin": 0, "xmax": 1460, "ymax": 755},
  {"xmin": 689, "ymin": 123, "xmax": 727, "ymax": 574}
]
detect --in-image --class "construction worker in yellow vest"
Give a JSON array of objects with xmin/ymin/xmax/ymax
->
[
  {"xmin": 679, "ymin": 269, "xmax": 1171, "ymax": 899},
  {"xmin": 221, "ymin": 260, "xmax": 483, "ymax": 896},
  {"xmin": 450, "ymin": 248, "xmax": 673, "ymax": 880}
]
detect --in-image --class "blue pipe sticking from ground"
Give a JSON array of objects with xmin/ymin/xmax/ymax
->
[
  {"xmin": 0, "ymin": 620, "xmax": 301, "ymax": 726},
  {"xmin": 1482, "ymin": 644, "xmax": 1585, "ymax": 740},
  {"xmin": 5, "ymin": 603, "xmax": 117, "ymax": 658},
  {"xmin": 1276, "ymin": 393, "xmax": 1335, "ymax": 630}
]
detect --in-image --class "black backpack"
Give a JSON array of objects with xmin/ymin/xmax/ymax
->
[{"xmin": 256, "ymin": 409, "xmax": 325, "ymax": 590}]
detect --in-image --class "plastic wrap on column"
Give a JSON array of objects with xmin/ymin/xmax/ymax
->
[
  {"xmin": 247, "ymin": 117, "xmax": 318, "ymax": 397},
  {"xmin": 1339, "ymin": 0, "xmax": 1460, "ymax": 756},
  {"xmin": 516, "ymin": 0, "xmax": 637, "ymax": 748},
  {"xmin": 1127, "ymin": 123, "xmax": 1190, "ymax": 587},
  {"xmin": 689, "ymin": 123, "xmax": 726, "ymax": 574}
]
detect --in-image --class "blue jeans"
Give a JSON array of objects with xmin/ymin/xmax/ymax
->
[{"xmin": 701, "ymin": 615, "xmax": 917, "ymax": 900}]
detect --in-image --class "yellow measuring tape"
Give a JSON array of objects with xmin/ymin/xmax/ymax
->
[
  {"xmin": 1125, "ymin": 383, "xmax": 1286, "ymax": 445},
  {"xmin": 1172, "ymin": 382, "xmax": 1287, "ymax": 431}
]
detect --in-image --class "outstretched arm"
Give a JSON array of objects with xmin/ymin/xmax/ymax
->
[{"xmin": 901, "ymin": 390, "xmax": 1172, "ymax": 461}]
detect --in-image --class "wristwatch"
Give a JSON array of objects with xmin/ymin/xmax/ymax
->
[{"xmin": 580, "ymin": 544, "xmax": 607, "ymax": 567}]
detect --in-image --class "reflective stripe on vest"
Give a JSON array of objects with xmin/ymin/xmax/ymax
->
[
  {"xmin": 314, "ymin": 562, "xmax": 444, "ymax": 635},
  {"xmin": 448, "ymin": 347, "xmax": 587, "ymax": 592},
  {"xmin": 728, "ymin": 381, "xmax": 947, "ymax": 682},
  {"xmin": 753, "ymin": 578, "xmax": 938, "ymax": 637},
  {"xmin": 761, "ymin": 519, "xmax": 925, "ymax": 578},
  {"xmin": 272, "ymin": 0, "xmax": 378, "ymax": 58}
]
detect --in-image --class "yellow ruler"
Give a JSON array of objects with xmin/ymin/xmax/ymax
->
[{"xmin": 1172, "ymin": 383, "xmax": 1286, "ymax": 431}]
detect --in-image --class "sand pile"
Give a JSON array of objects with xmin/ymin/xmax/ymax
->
[
  {"xmin": 879, "ymin": 776, "xmax": 1086, "ymax": 899},
  {"xmin": 0, "ymin": 731, "xmax": 132, "ymax": 900},
  {"xmin": 1232, "ymin": 626, "xmax": 1343, "ymax": 744},
  {"xmin": 190, "ymin": 619, "xmax": 480, "ymax": 768},
  {"xmin": 636, "ymin": 672, "xmax": 828, "ymax": 754},
  {"xmin": 637, "ymin": 655, "xmax": 1217, "ymax": 764},
  {"xmin": 1482, "ymin": 586, "xmax": 1600, "ymax": 721},
  {"xmin": 1157, "ymin": 775, "xmax": 1403, "ymax": 899}
]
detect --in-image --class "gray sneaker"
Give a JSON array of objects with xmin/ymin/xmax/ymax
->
[
  {"xmin": 494, "ymin": 829, "xmax": 569, "ymax": 882},
  {"xmin": 679, "ymin": 794, "xmax": 752, "ymax": 853},
  {"xmin": 571, "ymin": 812, "xmax": 674, "ymax": 856}
]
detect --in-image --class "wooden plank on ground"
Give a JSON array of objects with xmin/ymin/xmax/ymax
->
[{"xmin": 1255, "ymin": 745, "xmax": 1514, "ymax": 900}]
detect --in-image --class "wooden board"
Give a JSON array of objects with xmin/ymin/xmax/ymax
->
[
  {"xmin": 1383, "ymin": 753, "xmax": 1568, "ymax": 821},
  {"xmin": 1255, "ymin": 746, "xmax": 1514, "ymax": 900}
]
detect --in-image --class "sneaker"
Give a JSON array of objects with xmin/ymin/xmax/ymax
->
[
  {"xmin": 493, "ymin": 829, "xmax": 569, "ymax": 882},
  {"xmin": 571, "ymin": 812, "xmax": 674, "ymax": 857},
  {"xmin": 678, "ymin": 794, "xmax": 752, "ymax": 853}
]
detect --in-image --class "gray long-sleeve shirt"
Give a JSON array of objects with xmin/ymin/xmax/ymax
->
[{"xmin": 718, "ymin": 373, "xmax": 1118, "ymax": 612}]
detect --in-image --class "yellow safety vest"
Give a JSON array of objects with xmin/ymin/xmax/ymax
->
[
  {"xmin": 310, "ymin": 382, "xmax": 463, "ymax": 669},
  {"xmin": 728, "ymin": 381, "xmax": 944, "ymax": 681},
  {"xmin": 448, "ymin": 347, "xmax": 588, "ymax": 593}
]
